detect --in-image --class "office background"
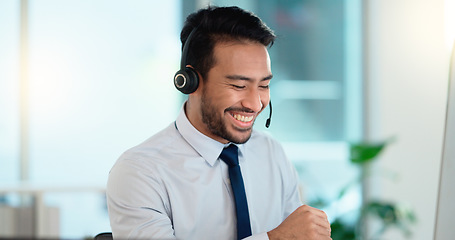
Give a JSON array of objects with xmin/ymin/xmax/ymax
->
[{"xmin": 0, "ymin": 0, "xmax": 453, "ymax": 239}]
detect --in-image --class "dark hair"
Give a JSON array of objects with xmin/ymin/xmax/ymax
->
[{"xmin": 180, "ymin": 6, "xmax": 276, "ymax": 79}]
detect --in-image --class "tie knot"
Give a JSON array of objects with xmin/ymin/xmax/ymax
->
[{"xmin": 219, "ymin": 144, "xmax": 239, "ymax": 167}]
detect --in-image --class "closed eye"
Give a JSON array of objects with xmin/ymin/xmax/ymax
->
[
  {"xmin": 230, "ymin": 84, "xmax": 246, "ymax": 89},
  {"xmin": 260, "ymin": 85, "xmax": 269, "ymax": 89}
]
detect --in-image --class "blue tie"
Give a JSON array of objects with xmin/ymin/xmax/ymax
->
[{"xmin": 219, "ymin": 144, "xmax": 252, "ymax": 239}]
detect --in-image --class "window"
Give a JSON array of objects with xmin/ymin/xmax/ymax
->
[{"xmin": 0, "ymin": 0, "xmax": 181, "ymax": 238}]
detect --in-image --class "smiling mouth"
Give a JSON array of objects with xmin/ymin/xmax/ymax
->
[{"xmin": 232, "ymin": 113, "xmax": 254, "ymax": 123}]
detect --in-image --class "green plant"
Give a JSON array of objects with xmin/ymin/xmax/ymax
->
[{"xmin": 317, "ymin": 141, "xmax": 417, "ymax": 239}]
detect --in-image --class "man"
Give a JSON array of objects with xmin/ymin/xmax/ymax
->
[{"xmin": 107, "ymin": 6, "xmax": 331, "ymax": 240}]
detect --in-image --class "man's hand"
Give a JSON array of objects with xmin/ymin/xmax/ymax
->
[{"xmin": 267, "ymin": 205, "xmax": 332, "ymax": 240}]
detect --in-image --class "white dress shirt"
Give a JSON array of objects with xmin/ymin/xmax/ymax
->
[{"xmin": 107, "ymin": 104, "xmax": 302, "ymax": 240}]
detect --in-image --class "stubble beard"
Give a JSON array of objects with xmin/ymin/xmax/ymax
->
[{"xmin": 200, "ymin": 91, "xmax": 254, "ymax": 144}]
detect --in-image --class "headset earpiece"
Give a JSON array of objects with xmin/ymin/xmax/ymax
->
[
  {"xmin": 174, "ymin": 67, "xmax": 199, "ymax": 94},
  {"xmin": 174, "ymin": 27, "xmax": 199, "ymax": 94}
]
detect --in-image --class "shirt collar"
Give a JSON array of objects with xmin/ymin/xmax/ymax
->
[{"xmin": 175, "ymin": 103, "xmax": 227, "ymax": 166}]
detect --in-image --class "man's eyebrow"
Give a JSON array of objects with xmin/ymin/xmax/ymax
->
[
  {"xmin": 262, "ymin": 74, "xmax": 273, "ymax": 81},
  {"xmin": 225, "ymin": 74, "xmax": 273, "ymax": 81}
]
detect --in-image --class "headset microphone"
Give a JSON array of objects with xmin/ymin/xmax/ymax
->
[
  {"xmin": 174, "ymin": 27, "xmax": 199, "ymax": 94},
  {"xmin": 265, "ymin": 100, "xmax": 272, "ymax": 128}
]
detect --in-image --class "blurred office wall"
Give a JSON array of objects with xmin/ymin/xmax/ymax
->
[{"xmin": 365, "ymin": 0, "xmax": 451, "ymax": 239}]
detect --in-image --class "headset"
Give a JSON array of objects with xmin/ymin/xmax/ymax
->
[
  {"xmin": 173, "ymin": 27, "xmax": 199, "ymax": 94},
  {"xmin": 265, "ymin": 101, "xmax": 272, "ymax": 128},
  {"xmin": 173, "ymin": 26, "xmax": 273, "ymax": 128}
]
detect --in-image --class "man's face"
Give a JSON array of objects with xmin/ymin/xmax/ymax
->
[{"xmin": 196, "ymin": 41, "xmax": 272, "ymax": 144}]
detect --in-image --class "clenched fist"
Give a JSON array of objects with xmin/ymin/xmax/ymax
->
[{"xmin": 267, "ymin": 205, "xmax": 332, "ymax": 240}]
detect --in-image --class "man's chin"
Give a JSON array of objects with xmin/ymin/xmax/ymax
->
[{"xmin": 227, "ymin": 128, "xmax": 253, "ymax": 144}]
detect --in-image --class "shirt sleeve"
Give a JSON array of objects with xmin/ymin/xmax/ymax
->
[
  {"xmin": 106, "ymin": 158, "xmax": 177, "ymax": 239},
  {"xmin": 285, "ymin": 160, "xmax": 303, "ymax": 213},
  {"xmin": 275, "ymin": 140, "xmax": 303, "ymax": 219}
]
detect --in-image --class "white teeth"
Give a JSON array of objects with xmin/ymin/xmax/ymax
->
[{"xmin": 233, "ymin": 114, "xmax": 253, "ymax": 122}]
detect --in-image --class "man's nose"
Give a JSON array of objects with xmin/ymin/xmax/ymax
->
[{"xmin": 241, "ymin": 89, "xmax": 264, "ymax": 113}]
